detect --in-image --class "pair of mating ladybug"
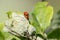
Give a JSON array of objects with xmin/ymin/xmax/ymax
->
[{"xmin": 24, "ymin": 12, "xmax": 29, "ymax": 20}]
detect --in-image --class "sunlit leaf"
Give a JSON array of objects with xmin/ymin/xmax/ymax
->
[
  {"xmin": 30, "ymin": 2, "xmax": 53, "ymax": 34},
  {"xmin": 0, "ymin": 23, "xmax": 4, "ymax": 31}
]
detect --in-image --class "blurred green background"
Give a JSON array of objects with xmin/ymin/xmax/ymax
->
[
  {"xmin": 0, "ymin": 0, "xmax": 40, "ymax": 22},
  {"xmin": 0, "ymin": 0, "xmax": 60, "ymax": 23}
]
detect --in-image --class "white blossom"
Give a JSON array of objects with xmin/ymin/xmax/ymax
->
[
  {"xmin": 3, "ymin": 19, "xmax": 12, "ymax": 32},
  {"xmin": 4, "ymin": 12, "xmax": 29, "ymax": 35},
  {"xmin": 28, "ymin": 25, "xmax": 36, "ymax": 35},
  {"xmin": 3, "ymin": 26, "xmax": 9, "ymax": 32},
  {"xmin": 5, "ymin": 19, "xmax": 12, "ymax": 26},
  {"xmin": 11, "ymin": 13, "xmax": 29, "ymax": 35},
  {"xmin": 4, "ymin": 12, "xmax": 36, "ymax": 36},
  {"xmin": 37, "ymin": 36, "xmax": 43, "ymax": 40}
]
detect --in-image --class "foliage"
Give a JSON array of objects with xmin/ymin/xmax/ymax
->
[
  {"xmin": 47, "ymin": 10, "xmax": 60, "ymax": 39},
  {"xmin": 47, "ymin": 28, "xmax": 60, "ymax": 39},
  {"xmin": 29, "ymin": 2, "xmax": 53, "ymax": 38},
  {"xmin": 0, "ymin": 2, "xmax": 57, "ymax": 40}
]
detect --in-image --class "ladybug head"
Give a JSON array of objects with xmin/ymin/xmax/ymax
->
[{"xmin": 24, "ymin": 12, "xmax": 29, "ymax": 20}]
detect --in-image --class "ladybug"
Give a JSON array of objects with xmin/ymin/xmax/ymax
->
[{"xmin": 24, "ymin": 12, "xmax": 29, "ymax": 20}]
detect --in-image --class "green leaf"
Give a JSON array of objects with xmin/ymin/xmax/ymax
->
[
  {"xmin": 6, "ymin": 11, "xmax": 13, "ymax": 18},
  {"xmin": 0, "ymin": 23, "xmax": 4, "ymax": 31},
  {"xmin": 47, "ymin": 28, "xmax": 60, "ymax": 39},
  {"xmin": 30, "ymin": 13, "xmax": 41, "ymax": 34},
  {"xmin": 6, "ymin": 11, "xmax": 23, "ymax": 19},
  {"xmin": 30, "ymin": 2, "xmax": 53, "ymax": 34},
  {"xmin": 2, "ymin": 31, "xmax": 20, "ymax": 40},
  {"xmin": 0, "ymin": 31, "xmax": 5, "ymax": 40}
]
